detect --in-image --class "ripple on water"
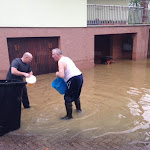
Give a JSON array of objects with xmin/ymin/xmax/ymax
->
[{"xmin": 19, "ymin": 60, "xmax": 150, "ymax": 140}]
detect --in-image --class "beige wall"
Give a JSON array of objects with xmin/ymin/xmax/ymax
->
[
  {"xmin": 112, "ymin": 35, "xmax": 123, "ymax": 59},
  {"xmin": 0, "ymin": 0, "xmax": 87, "ymax": 27},
  {"xmin": 87, "ymin": 0, "xmax": 129, "ymax": 6},
  {"xmin": 112, "ymin": 34, "xmax": 133, "ymax": 60},
  {"xmin": 0, "ymin": 25, "xmax": 150, "ymax": 79}
]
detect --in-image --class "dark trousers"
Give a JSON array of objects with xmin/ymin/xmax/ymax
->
[
  {"xmin": 64, "ymin": 74, "xmax": 83, "ymax": 104},
  {"xmin": 22, "ymin": 86, "xmax": 30, "ymax": 108}
]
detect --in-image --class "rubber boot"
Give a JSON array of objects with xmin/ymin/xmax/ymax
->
[
  {"xmin": 74, "ymin": 98, "xmax": 82, "ymax": 112},
  {"xmin": 22, "ymin": 86, "xmax": 31, "ymax": 109},
  {"xmin": 60, "ymin": 103, "xmax": 73, "ymax": 120}
]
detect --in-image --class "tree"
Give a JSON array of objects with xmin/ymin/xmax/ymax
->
[{"xmin": 129, "ymin": 0, "xmax": 150, "ymax": 7}]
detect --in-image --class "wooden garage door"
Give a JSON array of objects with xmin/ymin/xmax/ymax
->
[{"xmin": 7, "ymin": 37, "xmax": 58, "ymax": 75}]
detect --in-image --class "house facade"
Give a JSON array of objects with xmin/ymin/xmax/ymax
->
[{"xmin": 0, "ymin": 0, "xmax": 150, "ymax": 79}]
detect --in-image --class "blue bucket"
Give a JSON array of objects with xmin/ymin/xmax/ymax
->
[{"xmin": 51, "ymin": 77, "xmax": 67, "ymax": 95}]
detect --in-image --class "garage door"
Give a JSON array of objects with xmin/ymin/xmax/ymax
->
[{"xmin": 7, "ymin": 37, "xmax": 58, "ymax": 75}]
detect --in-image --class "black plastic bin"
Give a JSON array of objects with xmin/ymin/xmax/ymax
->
[{"xmin": 0, "ymin": 80, "xmax": 26, "ymax": 136}]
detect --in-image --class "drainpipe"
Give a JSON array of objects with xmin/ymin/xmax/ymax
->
[{"xmin": 141, "ymin": 0, "xmax": 149, "ymax": 24}]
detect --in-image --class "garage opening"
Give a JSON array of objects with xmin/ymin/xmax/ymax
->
[
  {"xmin": 94, "ymin": 34, "xmax": 133, "ymax": 64},
  {"xmin": 94, "ymin": 35, "xmax": 112, "ymax": 64}
]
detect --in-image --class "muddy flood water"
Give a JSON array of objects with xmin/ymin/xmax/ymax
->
[{"xmin": 17, "ymin": 59, "xmax": 150, "ymax": 142}]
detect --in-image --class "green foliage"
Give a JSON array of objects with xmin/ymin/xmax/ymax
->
[{"xmin": 129, "ymin": 0, "xmax": 150, "ymax": 6}]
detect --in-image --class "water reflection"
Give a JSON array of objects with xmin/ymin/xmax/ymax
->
[{"xmin": 16, "ymin": 59, "xmax": 150, "ymax": 140}]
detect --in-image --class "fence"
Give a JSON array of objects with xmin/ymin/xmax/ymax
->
[{"xmin": 87, "ymin": 4, "xmax": 144, "ymax": 25}]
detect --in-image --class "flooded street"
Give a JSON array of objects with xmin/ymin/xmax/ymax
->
[
  {"xmin": 21, "ymin": 59, "xmax": 150, "ymax": 138},
  {"xmin": 2, "ymin": 59, "xmax": 150, "ymax": 150}
]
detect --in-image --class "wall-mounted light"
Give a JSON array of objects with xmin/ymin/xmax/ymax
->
[
  {"xmin": 14, "ymin": 44, "xmax": 20, "ymax": 51},
  {"xmin": 48, "ymin": 42, "xmax": 52, "ymax": 49}
]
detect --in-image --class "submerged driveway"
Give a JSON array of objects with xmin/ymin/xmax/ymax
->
[{"xmin": 1, "ymin": 60, "xmax": 150, "ymax": 150}]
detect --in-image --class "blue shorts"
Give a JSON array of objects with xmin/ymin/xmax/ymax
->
[{"xmin": 64, "ymin": 74, "xmax": 83, "ymax": 103}]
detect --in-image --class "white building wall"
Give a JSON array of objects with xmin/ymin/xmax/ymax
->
[{"xmin": 0, "ymin": 0, "xmax": 87, "ymax": 27}]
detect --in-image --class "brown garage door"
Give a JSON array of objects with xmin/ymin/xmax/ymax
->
[{"xmin": 7, "ymin": 37, "xmax": 58, "ymax": 75}]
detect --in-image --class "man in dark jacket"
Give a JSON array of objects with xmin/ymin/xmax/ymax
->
[{"xmin": 6, "ymin": 52, "xmax": 33, "ymax": 108}]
